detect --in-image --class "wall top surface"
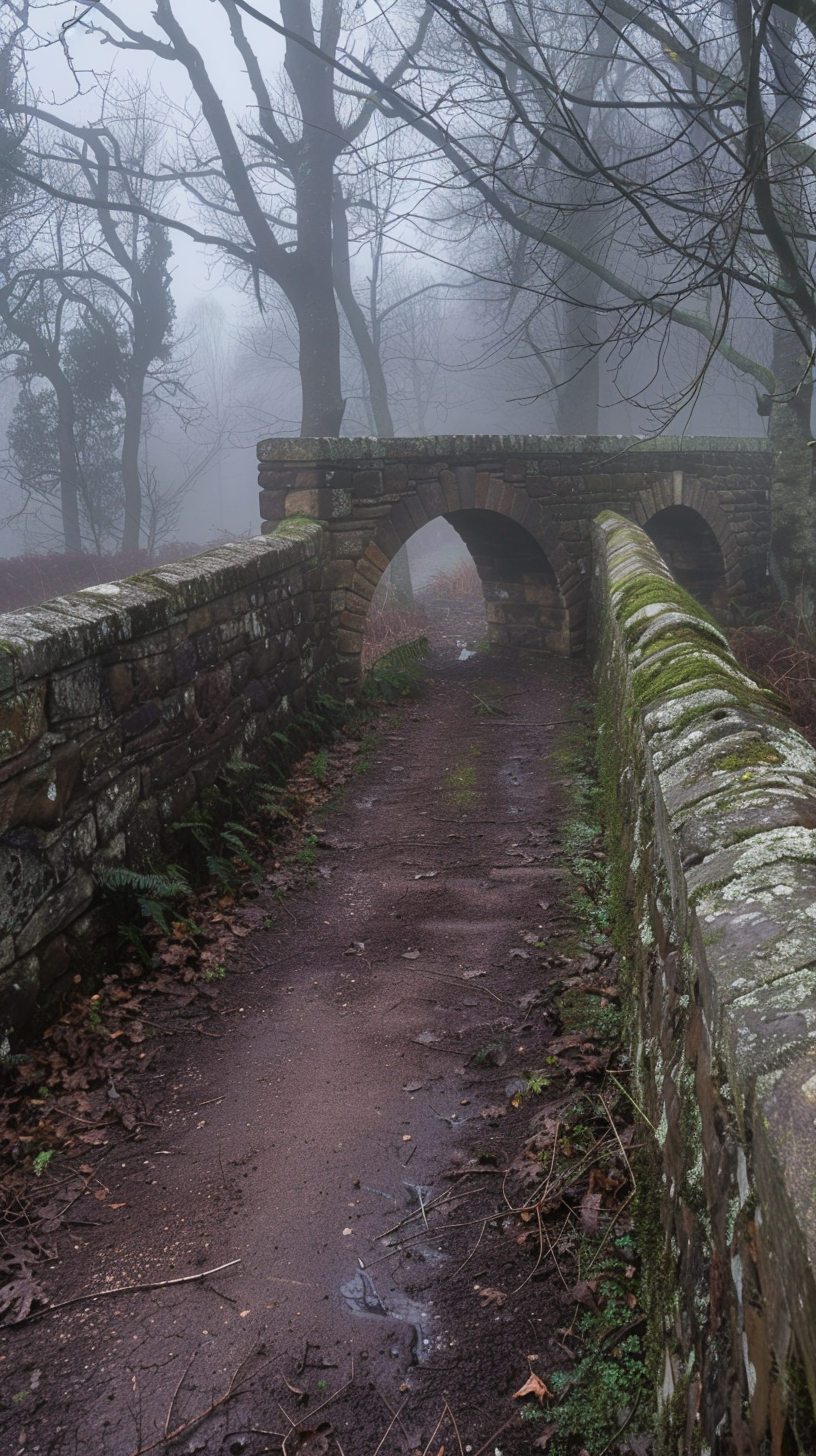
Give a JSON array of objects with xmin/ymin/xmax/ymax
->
[
  {"xmin": 0, "ymin": 523, "xmax": 323, "ymax": 692},
  {"xmin": 257, "ymin": 433, "xmax": 773, "ymax": 464}
]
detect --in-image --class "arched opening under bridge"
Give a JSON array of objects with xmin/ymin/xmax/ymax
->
[
  {"xmin": 360, "ymin": 509, "xmax": 570, "ymax": 671},
  {"xmin": 643, "ymin": 505, "xmax": 728, "ymax": 607}
]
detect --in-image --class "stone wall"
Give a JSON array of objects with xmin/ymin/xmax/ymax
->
[
  {"xmin": 593, "ymin": 511, "xmax": 816, "ymax": 1452},
  {"xmin": 0, "ymin": 522, "xmax": 330, "ymax": 1044},
  {"xmin": 258, "ymin": 435, "xmax": 773, "ymax": 676}
]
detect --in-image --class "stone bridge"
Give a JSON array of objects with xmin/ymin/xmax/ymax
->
[
  {"xmin": 258, "ymin": 434, "xmax": 772, "ymax": 677},
  {"xmin": 3, "ymin": 436, "xmax": 816, "ymax": 1448}
]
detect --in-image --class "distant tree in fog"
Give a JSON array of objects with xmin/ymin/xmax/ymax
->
[{"xmin": 34, "ymin": 0, "xmax": 435, "ymax": 439}]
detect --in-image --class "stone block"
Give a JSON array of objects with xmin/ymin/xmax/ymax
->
[
  {"xmin": 194, "ymin": 664, "xmax": 233, "ymax": 719},
  {"xmin": 157, "ymin": 772, "xmax": 197, "ymax": 824},
  {"xmin": 122, "ymin": 702, "xmax": 162, "ymax": 740},
  {"xmin": 352, "ymin": 469, "xmax": 384, "ymax": 498},
  {"xmin": 383, "ymin": 464, "xmax": 408, "ymax": 491},
  {"xmin": 286, "ymin": 488, "xmax": 352, "ymax": 519},
  {"xmin": 0, "ymin": 830, "xmax": 56, "ymax": 939},
  {"xmin": 8, "ymin": 742, "xmax": 82, "ymax": 831},
  {"xmin": 260, "ymin": 487, "xmax": 288, "ymax": 522},
  {"xmin": 15, "ymin": 869, "xmax": 94, "ymax": 956},
  {"xmin": 82, "ymin": 725, "xmax": 124, "ymax": 783},
  {"xmin": 46, "ymin": 813, "xmax": 97, "ymax": 882},
  {"xmin": 131, "ymin": 653, "xmax": 176, "ymax": 701},
  {"xmin": 0, "ymin": 684, "xmax": 47, "ymax": 759},
  {"xmin": 0, "ymin": 954, "xmax": 40, "ymax": 1034},
  {"xmin": 150, "ymin": 742, "xmax": 193, "ymax": 792},
  {"xmin": 438, "ymin": 469, "xmax": 459, "ymax": 512},
  {"xmin": 96, "ymin": 766, "xmax": 142, "ymax": 842},
  {"xmin": 337, "ymin": 628, "xmax": 363, "ymax": 656},
  {"xmin": 47, "ymin": 663, "xmax": 101, "ymax": 726}
]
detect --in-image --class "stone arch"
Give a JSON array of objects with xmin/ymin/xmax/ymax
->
[
  {"xmin": 632, "ymin": 474, "xmax": 743, "ymax": 605},
  {"xmin": 356, "ymin": 472, "xmax": 584, "ymax": 657}
]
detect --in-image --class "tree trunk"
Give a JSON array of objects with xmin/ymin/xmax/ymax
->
[
  {"xmin": 390, "ymin": 544, "xmax": 415, "ymax": 608},
  {"xmin": 53, "ymin": 375, "xmax": 83, "ymax": 554},
  {"xmin": 556, "ymin": 291, "xmax": 600, "ymax": 435},
  {"xmin": 768, "ymin": 319, "xmax": 816, "ymax": 619},
  {"xmin": 331, "ymin": 187, "xmax": 394, "ymax": 436},
  {"xmin": 120, "ymin": 376, "xmax": 144, "ymax": 553}
]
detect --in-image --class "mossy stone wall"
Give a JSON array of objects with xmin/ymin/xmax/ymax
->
[
  {"xmin": 0, "ymin": 522, "xmax": 333, "ymax": 1045},
  {"xmin": 593, "ymin": 510, "xmax": 816, "ymax": 1452}
]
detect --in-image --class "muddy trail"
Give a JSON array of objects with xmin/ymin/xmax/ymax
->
[{"xmin": 1, "ymin": 649, "xmax": 648, "ymax": 1456}]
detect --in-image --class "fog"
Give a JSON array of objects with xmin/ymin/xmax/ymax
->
[{"xmin": 2, "ymin": 0, "xmax": 808, "ymax": 597}]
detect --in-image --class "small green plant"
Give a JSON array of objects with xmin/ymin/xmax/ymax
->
[
  {"xmin": 33, "ymin": 1149, "xmax": 54, "ymax": 1177},
  {"xmin": 363, "ymin": 636, "xmax": 431, "ymax": 701},
  {"xmin": 86, "ymin": 996, "xmax": 103, "ymax": 1031},
  {"xmin": 310, "ymin": 747, "xmax": 329, "ymax": 780},
  {"xmin": 447, "ymin": 763, "xmax": 478, "ymax": 807},
  {"xmin": 98, "ymin": 864, "xmax": 192, "ymax": 937},
  {"xmin": 295, "ymin": 834, "xmax": 318, "ymax": 865},
  {"xmin": 526, "ymin": 1073, "xmax": 550, "ymax": 1095},
  {"xmin": 203, "ymin": 965, "xmax": 227, "ymax": 983},
  {"xmin": 475, "ymin": 1041, "xmax": 504, "ymax": 1064}
]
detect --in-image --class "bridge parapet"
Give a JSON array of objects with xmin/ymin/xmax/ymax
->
[
  {"xmin": 258, "ymin": 435, "xmax": 773, "ymax": 674},
  {"xmin": 594, "ymin": 510, "xmax": 816, "ymax": 1448}
]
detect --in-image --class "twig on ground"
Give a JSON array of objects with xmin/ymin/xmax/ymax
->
[
  {"xmin": 165, "ymin": 1352, "xmax": 197, "ymax": 1439},
  {"xmin": 13, "ymin": 1258, "xmax": 242, "ymax": 1325},
  {"xmin": 449, "ymin": 1215, "xmax": 487, "ymax": 1279},
  {"xmin": 420, "ymin": 1406, "xmax": 448, "ymax": 1456},
  {"xmin": 444, "ymin": 1400, "xmax": 465, "ymax": 1456},
  {"xmin": 125, "ymin": 1348, "xmax": 253, "ymax": 1456},
  {"xmin": 470, "ymin": 1412, "xmax": 520, "ymax": 1456}
]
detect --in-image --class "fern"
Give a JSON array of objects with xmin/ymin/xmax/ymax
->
[
  {"xmin": 97, "ymin": 866, "xmax": 191, "ymax": 899},
  {"xmin": 97, "ymin": 864, "xmax": 191, "ymax": 935},
  {"xmin": 364, "ymin": 635, "xmax": 431, "ymax": 701}
]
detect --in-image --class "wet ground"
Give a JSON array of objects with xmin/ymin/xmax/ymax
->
[{"xmin": 0, "ymin": 646, "xmax": 620, "ymax": 1456}]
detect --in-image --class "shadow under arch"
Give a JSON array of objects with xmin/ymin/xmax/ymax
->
[
  {"xmin": 642, "ymin": 505, "xmax": 728, "ymax": 607},
  {"xmin": 444, "ymin": 509, "xmax": 568, "ymax": 652}
]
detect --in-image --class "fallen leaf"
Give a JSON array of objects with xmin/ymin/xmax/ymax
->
[
  {"xmin": 239, "ymin": 1308, "xmax": 250, "ymax": 1317},
  {"xmin": 569, "ymin": 1279, "xmax": 599, "ymax": 1312},
  {"xmin": 462, "ymin": 968, "xmax": 486, "ymax": 979},
  {"xmin": 509, "ymin": 948, "xmax": 530, "ymax": 959},
  {"xmin": 108, "ymin": 1203, "xmax": 127, "ymax": 1210},
  {"xmin": 342, "ymin": 1227, "xmax": 353, "ymax": 1236},
  {"xmin": 403, "ymin": 1082, "xmax": 424, "ymax": 1093},
  {"xmin": 580, "ymin": 1190, "xmax": 603, "ymax": 1235},
  {"xmin": 414, "ymin": 871, "xmax": 438, "ymax": 880},
  {"xmin": 414, "ymin": 1031, "xmax": 441, "ymax": 1045},
  {"xmin": 293, "ymin": 1422, "xmax": 333, "ymax": 1456},
  {"xmin": 402, "ymin": 950, "xmax": 421, "ymax": 960},
  {"xmin": 533, "ymin": 1425, "xmax": 557, "ymax": 1449},
  {"xmin": 402, "ymin": 1135, "xmax": 412, "ymax": 1142},
  {"xmin": 478, "ymin": 1286, "xmax": 506, "ymax": 1307},
  {"xmin": 513, "ymin": 1373, "xmax": 553, "ymax": 1402}
]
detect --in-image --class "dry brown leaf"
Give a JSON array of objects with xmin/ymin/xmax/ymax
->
[
  {"xmin": 513, "ymin": 1373, "xmax": 553, "ymax": 1402},
  {"xmin": 478, "ymin": 1286, "xmax": 506, "ymax": 1308},
  {"xmin": 533, "ymin": 1425, "xmax": 557, "ymax": 1449}
]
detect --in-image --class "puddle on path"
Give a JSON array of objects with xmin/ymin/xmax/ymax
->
[{"xmin": 341, "ymin": 1270, "xmax": 433, "ymax": 1362}]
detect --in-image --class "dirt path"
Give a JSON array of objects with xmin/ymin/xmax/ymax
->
[{"xmin": 1, "ymin": 649, "xmax": 609, "ymax": 1456}]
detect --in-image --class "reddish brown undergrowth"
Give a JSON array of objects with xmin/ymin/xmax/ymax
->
[
  {"xmin": 0, "ymin": 543, "xmax": 216, "ymax": 614},
  {"xmin": 361, "ymin": 560, "xmax": 485, "ymax": 668},
  {"xmin": 729, "ymin": 607, "xmax": 816, "ymax": 745}
]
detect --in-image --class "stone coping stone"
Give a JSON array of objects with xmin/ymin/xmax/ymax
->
[
  {"xmin": 257, "ymin": 433, "xmax": 773, "ymax": 464},
  {"xmin": 0, "ymin": 525, "xmax": 324, "ymax": 689}
]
